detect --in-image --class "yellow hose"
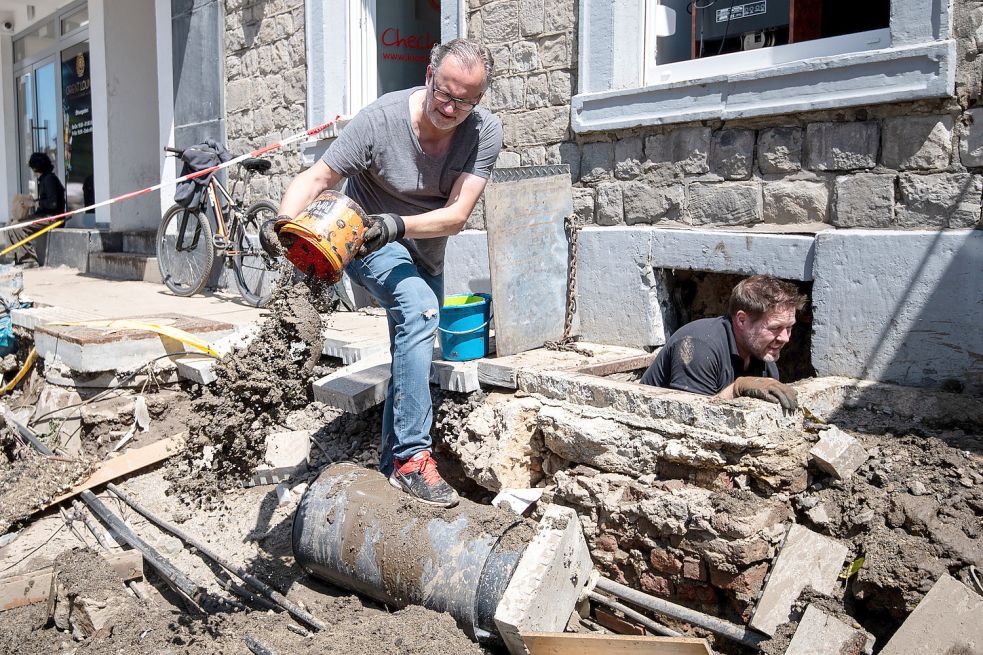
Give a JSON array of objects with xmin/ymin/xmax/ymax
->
[{"xmin": 1, "ymin": 348, "xmax": 37, "ymax": 395}]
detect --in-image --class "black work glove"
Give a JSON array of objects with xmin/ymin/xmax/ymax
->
[
  {"xmin": 732, "ymin": 377, "xmax": 799, "ymax": 412},
  {"xmin": 259, "ymin": 217, "xmax": 286, "ymax": 257},
  {"xmin": 356, "ymin": 213, "xmax": 405, "ymax": 258}
]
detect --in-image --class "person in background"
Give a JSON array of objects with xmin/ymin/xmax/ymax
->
[{"xmin": 0, "ymin": 153, "xmax": 66, "ymax": 268}]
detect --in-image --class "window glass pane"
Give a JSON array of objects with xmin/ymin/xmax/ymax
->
[
  {"xmin": 62, "ymin": 42, "xmax": 93, "ymax": 212},
  {"xmin": 61, "ymin": 6, "xmax": 89, "ymax": 35},
  {"xmin": 13, "ymin": 20, "xmax": 56, "ymax": 63},
  {"xmin": 376, "ymin": 0, "xmax": 441, "ymax": 95},
  {"xmin": 655, "ymin": 0, "xmax": 888, "ymax": 64}
]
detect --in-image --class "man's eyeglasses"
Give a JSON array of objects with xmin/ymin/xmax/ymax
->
[{"xmin": 430, "ymin": 82, "xmax": 481, "ymax": 112}]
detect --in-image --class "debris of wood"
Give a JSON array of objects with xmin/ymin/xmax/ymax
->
[
  {"xmin": 520, "ymin": 632, "xmax": 713, "ymax": 655},
  {"xmin": 46, "ymin": 433, "xmax": 186, "ymax": 508},
  {"xmin": 0, "ymin": 550, "xmax": 142, "ymax": 611}
]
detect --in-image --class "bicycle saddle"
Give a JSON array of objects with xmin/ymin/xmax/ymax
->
[{"xmin": 240, "ymin": 158, "xmax": 272, "ymax": 173}]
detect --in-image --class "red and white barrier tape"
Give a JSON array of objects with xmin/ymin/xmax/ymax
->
[{"xmin": 0, "ymin": 117, "xmax": 340, "ymax": 234}]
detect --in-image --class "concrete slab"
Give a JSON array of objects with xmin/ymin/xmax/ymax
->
[
  {"xmin": 494, "ymin": 504, "xmax": 594, "ymax": 655},
  {"xmin": 33, "ymin": 313, "xmax": 236, "ymax": 373},
  {"xmin": 10, "ymin": 305, "xmax": 100, "ymax": 331},
  {"xmin": 812, "ymin": 229, "xmax": 983, "ymax": 393},
  {"xmin": 575, "ymin": 227, "xmax": 671, "ymax": 349},
  {"xmin": 443, "ymin": 231, "xmax": 492, "ymax": 297},
  {"xmin": 784, "ymin": 605, "xmax": 869, "ymax": 655},
  {"xmin": 484, "ymin": 167, "xmax": 572, "ymax": 356},
  {"xmin": 431, "ymin": 358, "xmax": 481, "ymax": 393},
  {"xmin": 311, "ymin": 354, "xmax": 391, "ymax": 413},
  {"xmin": 880, "ymin": 574, "xmax": 983, "ymax": 655},
  {"xmin": 321, "ymin": 311, "xmax": 390, "ymax": 362},
  {"xmin": 750, "ymin": 524, "xmax": 849, "ymax": 636},
  {"xmin": 809, "ymin": 426, "xmax": 868, "ymax": 479},
  {"xmin": 477, "ymin": 343, "xmax": 648, "ymax": 389},
  {"xmin": 245, "ymin": 430, "xmax": 311, "ymax": 487},
  {"xmin": 174, "ymin": 356, "xmax": 218, "ymax": 385}
]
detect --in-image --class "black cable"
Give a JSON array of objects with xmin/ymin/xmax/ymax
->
[{"xmin": 716, "ymin": 0, "xmax": 737, "ymax": 56}]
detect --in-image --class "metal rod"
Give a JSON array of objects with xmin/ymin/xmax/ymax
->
[
  {"xmin": 80, "ymin": 489, "xmax": 204, "ymax": 610},
  {"xmin": 589, "ymin": 591, "xmax": 682, "ymax": 638},
  {"xmin": 72, "ymin": 500, "xmax": 150, "ymax": 602},
  {"xmin": 595, "ymin": 576, "xmax": 766, "ymax": 650},
  {"xmin": 107, "ymin": 482, "xmax": 326, "ymax": 631},
  {"xmin": 1, "ymin": 407, "xmax": 53, "ymax": 455},
  {"xmin": 244, "ymin": 635, "xmax": 277, "ymax": 655}
]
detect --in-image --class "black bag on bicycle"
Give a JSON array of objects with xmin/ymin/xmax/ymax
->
[{"xmin": 173, "ymin": 140, "xmax": 233, "ymax": 211}]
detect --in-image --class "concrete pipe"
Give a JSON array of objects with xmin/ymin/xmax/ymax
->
[{"xmin": 292, "ymin": 463, "xmax": 533, "ymax": 644}]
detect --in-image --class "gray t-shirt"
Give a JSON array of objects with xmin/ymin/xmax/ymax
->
[{"xmin": 321, "ymin": 86, "xmax": 503, "ymax": 276}]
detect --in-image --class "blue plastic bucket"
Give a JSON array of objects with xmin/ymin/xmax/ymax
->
[{"xmin": 437, "ymin": 293, "xmax": 492, "ymax": 361}]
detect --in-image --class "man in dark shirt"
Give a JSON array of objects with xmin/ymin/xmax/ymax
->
[
  {"xmin": 641, "ymin": 275, "xmax": 805, "ymax": 410},
  {"xmin": 1, "ymin": 152, "xmax": 66, "ymax": 267}
]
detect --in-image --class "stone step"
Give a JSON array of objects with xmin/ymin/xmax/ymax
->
[
  {"xmin": 87, "ymin": 253, "xmax": 163, "ymax": 283},
  {"xmin": 120, "ymin": 231, "xmax": 157, "ymax": 256},
  {"xmin": 45, "ymin": 229, "xmax": 122, "ymax": 271}
]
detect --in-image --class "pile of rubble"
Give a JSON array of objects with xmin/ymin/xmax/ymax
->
[{"xmin": 0, "ymin": 264, "xmax": 980, "ymax": 655}]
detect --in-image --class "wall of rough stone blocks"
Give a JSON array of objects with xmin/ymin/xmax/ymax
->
[
  {"xmin": 224, "ymin": 0, "xmax": 307, "ymax": 203},
  {"xmin": 470, "ymin": 0, "xmax": 983, "ymax": 231}
]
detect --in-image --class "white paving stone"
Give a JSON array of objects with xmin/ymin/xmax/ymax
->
[
  {"xmin": 311, "ymin": 354, "xmax": 391, "ymax": 413},
  {"xmin": 880, "ymin": 574, "xmax": 983, "ymax": 655}
]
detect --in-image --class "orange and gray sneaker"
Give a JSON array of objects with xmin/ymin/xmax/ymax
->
[{"xmin": 390, "ymin": 451, "xmax": 460, "ymax": 508}]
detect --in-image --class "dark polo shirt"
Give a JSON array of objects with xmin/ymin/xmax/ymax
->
[{"xmin": 641, "ymin": 315, "xmax": 779, "ymax": 395}]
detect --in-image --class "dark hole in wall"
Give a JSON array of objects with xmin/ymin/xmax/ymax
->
[{"xmin": 664, "ymin": 270, "xmax": 816, "ymax": 383}]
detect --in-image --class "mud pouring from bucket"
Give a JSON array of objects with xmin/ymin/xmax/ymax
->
[{"xmin": 274, "ymin": 190, "xmax": 367, "ymax": 282}]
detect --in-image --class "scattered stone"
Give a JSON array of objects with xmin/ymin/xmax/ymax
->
[
  {"xmin": 275, "ymin": 483, "xmax": 293, "ymax": 507},
  {"xmin": 908, "ymin": 481, "xmax": 928, "ymax": 496},
  {"xmin": 805, "ymin": 504, "xmax": 831, "ymax": 527},
  {"xmin": 809, "ymin": 426, "xmax": 869, "ymax": 480},
  {"xmin": 750, "ymin": 524, "xmax": 849, "ymax": 636},
  {"xmin": 784, "ymin": 604, "xmax": 870, "ymax": 655},
  {"xmin": 879, "ymin": 575, "xmax": 983, "ymax": 655}
]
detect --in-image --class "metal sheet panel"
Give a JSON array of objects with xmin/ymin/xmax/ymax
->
[{"xmin": 484, "ymin": 166, "xmax": 573, "ymax": 357}]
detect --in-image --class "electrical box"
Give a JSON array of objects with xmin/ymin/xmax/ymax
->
[{"xmin": 696, "ymin": 0, "xmax": 791, "ymax": 41}]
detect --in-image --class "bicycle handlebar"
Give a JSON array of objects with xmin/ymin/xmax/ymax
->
[{"xmin": 164, "ymin": 146, "xmax": 184, "ymax": 157}]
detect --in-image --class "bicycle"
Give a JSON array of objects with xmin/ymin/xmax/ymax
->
[{"xmin": 157, "ymin": 145, "xmax": 283, "ymax": 306}]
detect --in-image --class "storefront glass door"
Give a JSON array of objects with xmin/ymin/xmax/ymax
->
[{"xmin": 16, "ymin": 59, "xmax": 59, "ymax": 199}]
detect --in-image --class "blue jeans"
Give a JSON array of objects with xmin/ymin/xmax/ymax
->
[{"xmin": 345, "ymin": 242, "xmax": 443, "ymax": 477}]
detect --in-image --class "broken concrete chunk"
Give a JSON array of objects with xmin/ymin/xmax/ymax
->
[
  {"xmin": 492, "ymin": 488, "xmax": 544, "ymax": 515},
  {"xmin": 245, "ymin": 430, "xmax": 311, "ymax": 487},
  {"xmin": 809, "ymin": 426, "xmax": 868, "ymax": 479},
  {"xmin": 784, "ymin": 605, "xmax": 869, "ymax": 655},
  {"xmin": 494, "ymin": 505, "xmax": 595, "ymax": 655},
  {"xmin": 879, "ymin": 574, "xmax": 983, "ymax": 655},
  {"xmin": 175, "ymin": 356, "xmax": 217, "ymax": 385},
  {"xmin": 750, "ymin": 524, "xmax": 849, "ymax": 636}
]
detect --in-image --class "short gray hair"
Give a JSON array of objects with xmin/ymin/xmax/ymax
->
[{"xmin": 430, "ymin": 38, "xmax": 493, "ymax": 90}]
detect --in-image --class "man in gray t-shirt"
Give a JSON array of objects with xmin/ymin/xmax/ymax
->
[{"xmin": 277, "ymin": 39, "xmax": 503, "ymax": 508}]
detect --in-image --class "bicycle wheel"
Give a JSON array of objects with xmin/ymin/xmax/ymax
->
[
  {"xmin": 232, "ymin": 199, "xmax": 284, "ymax": 307},
  {"xmin": 157, "ymin": 204, "xmax": 215, "ymax": 297}
]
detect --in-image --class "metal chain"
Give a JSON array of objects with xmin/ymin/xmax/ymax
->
[{"xmin": 545, "ymin": 215, "xmax": 593, "ymax": 357}]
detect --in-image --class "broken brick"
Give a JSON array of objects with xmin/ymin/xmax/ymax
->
[
  {"xmin": 639, "ymin": 573, "xmax": 673, "ymax": 597},
  {"xmin": 682, "ymin": 557, "xmax": 707, "ymax": 581},
  {"xmin": 709, "ymin": 562, "xmax": 769, "ymax": 597},
  {"xmin": 596, "ymin": 534, "xmax": 618, "ymax": 552},
  {"xmin": 675, "ymin": 582, "xmax": 718, "ymax": 606},
  {"xmin": 649, "ymin": 546, "xmax": 682, "ymax": 574}
]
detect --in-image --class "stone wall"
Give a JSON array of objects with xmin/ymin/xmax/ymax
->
[
  {"xmin": 224, "ymin": 0, "xmax": 307, "ymax": 203},
  {"xmin": 470, "ymin": 0, "xmax": 983, "ymax": 231}
]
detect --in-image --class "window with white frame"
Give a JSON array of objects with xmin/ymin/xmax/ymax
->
[
  {"xmin": 574, "ymin": 0, "xmax": 955, "ymax": 132},
  {"xmin": 643, "ymin": 0, "xmax": 890, "ymax": 86}
]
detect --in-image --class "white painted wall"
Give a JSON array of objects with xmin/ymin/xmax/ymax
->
[
  {"xmin": 155, "ymin": 0, "xmax": 174, "ymax": 217},
  {"xmin": 89, "ymin": 0, "xmax": 160, "ymax": 231},
  {"xmin": 0, "ymin": 34, "xmax": 16, "ymax": 224}
]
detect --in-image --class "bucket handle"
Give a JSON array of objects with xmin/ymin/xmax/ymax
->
[{"xmin": 437, "ymin": 320, "xmax": 490, "ymax": 336}]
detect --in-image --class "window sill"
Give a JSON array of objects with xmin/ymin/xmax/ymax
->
[{"xmin": 571, "ymin": 39, "xmax": 955, "ymax": 133}]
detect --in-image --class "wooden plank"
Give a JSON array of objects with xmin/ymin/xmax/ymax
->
[
  {"xmin": 0, "ymin": 550, "xmax": 143, "ymax": 611},
  {"xmin": 594, "ymin": 607, "xmax": 647, "ymax": 636},
  {"xmin": 522, "ymin": 633, "xmax": 713, "ymax": 655},
  {"xmin": 575, "ymin": 353, "xmax": 656, "ymax": 378},
  {"xmin": 47, "ymin": 434, "xmax": 186, "ymax": 508}
]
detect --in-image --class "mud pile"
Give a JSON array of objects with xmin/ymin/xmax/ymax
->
[
  {"xmin": 0, "ymin": 425, "xmax": 93, "ymax": 533},
  {"xmin": 1, "ymin": 547, "xmax": 491, "ymax": 655},
  {"xmin": 168, "ymin": 281, "xmax": 324, "ymax": 504}
]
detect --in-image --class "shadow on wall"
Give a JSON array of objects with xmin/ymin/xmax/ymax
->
[
  {"xmin": 811, "ymin": 229, "xmax": 983, "ymax": 397},
  {"xmin": 239, "ymin": 0, "xmax": 269, "ymax": 48}
]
